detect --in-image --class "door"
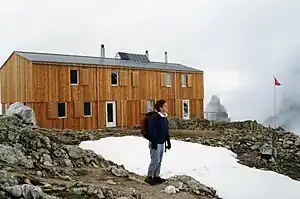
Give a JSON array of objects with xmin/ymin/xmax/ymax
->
[
  {"xmin": 182, "ymin": 100, "xmax": 190, "ymax": 119},
  {"xmin": 106, "ymin": 101, "xmax": 116, "ymax": 127}
]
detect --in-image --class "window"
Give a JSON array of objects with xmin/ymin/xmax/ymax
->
[
  {"xmin": 70, "ymin": 70, "xmax": 79, "ymax": 85},
  {"xmin": 111, "ymin": 72, "xmax": 118, "ymax": 86},
  {"xmin": 181, "ymin": 74, "xmax": 187, "ymax": 87},
  {"xmin": 58, "ymin": 102, "xmax": 66, "ymax": 118},
  {"xmin": 147, "ymin": 100, "xmax": 154, "ymax": 112},
  {"xmin": 84, "ymin": 102, "xmax": 92, "ymax": 116},
  {"xmin": 166, "ymin": 73, "xmax": 171, "ymax": 87},
  {"xmin": 106, "ymin": 101, "xmax": 116, "ymax": 127}
]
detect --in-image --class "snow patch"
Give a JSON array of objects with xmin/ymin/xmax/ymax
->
[{"xmin": 79, "ymin": 136, "xmax": 300, "ymax": 199}]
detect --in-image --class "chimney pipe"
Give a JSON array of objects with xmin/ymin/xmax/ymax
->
[
  {"xmin": 164, "ymin": 52, "xmax": 168, "ymax": 63},
  {"xmin": 101, "ymin": 44, "xmax": 105, "ymax": 58},
  {"xmin": 145, "ymin": 50, "xmax": 149, "ymax": 58}
]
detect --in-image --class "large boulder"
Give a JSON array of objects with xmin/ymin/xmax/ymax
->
[
  {"xmin": 167, "ymin": 175, "xmax": 220, "ymax": 198},
  {"xmin": 0, "ymin": 144, "xmax": 34, "ymax": 168},
  {"xmin": 6, "ymin": 102, "xmax": 37, "ymax": 127}
]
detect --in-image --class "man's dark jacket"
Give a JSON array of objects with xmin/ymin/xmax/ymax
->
[{"xmin": 147, "ymin": 112, "xmax": 170, "ymax": 148}]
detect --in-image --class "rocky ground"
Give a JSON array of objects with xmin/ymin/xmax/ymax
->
[
  {"xmin": 47, "ymin": 117, "xmax": 300, "ymax": 181},
  {"xmin": 1, "ymin": 115, "xmax": 300, "ymax": 199},
  {"xmin": 167, "ymin": 117, "xmax": 300, "ymax": 181},
  {"xmin": 0, "ymin": 116, "xmax": 221, "ymax": 199}
]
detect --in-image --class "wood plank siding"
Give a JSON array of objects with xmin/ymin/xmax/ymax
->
[
  {"xmin": 0, "ymin": 54, "xmax": 33, "ymax": 104},
  {"xmin": 0, "ymin": 53, "xmax": 204, "ymax": 130}
]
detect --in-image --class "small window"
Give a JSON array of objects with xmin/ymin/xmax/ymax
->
[
  {"xmin": 84, "ymin": 102, "xmax": 92, "ymax": 116},
  {"xmin": 58, "ymin": 102, "xmax": 66, "ymax": 118},
  {"xmin": 182, "ymin": 100, "xmax": 190, "ymax": 119},
  {"xmin": 166, "ymin": 73, "xmax": 172, "ymax": 87},
  {"xmin": 111, "ymin": 72, "xmax": 118, "ymax": 86},
  {"xmin": 147, "ymin": 100, "xmax": 154, "ymax": 112},
  {"xmin": 181, "ymin": 74, "xmax": 187, "ymax": 87},
  {"xmin": 70, "ymin": 70, "xmax": 79, "ymax": 85}
]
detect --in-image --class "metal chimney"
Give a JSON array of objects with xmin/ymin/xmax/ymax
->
[
  {"xmin": 101, "ymin": 44, "xmax": 105, "ymax": 58},
  {"xmin": 164, "ymin": 52, "xmax": 168, "ymax": 63},
  {"xmin": 145, "ymin": 50, "xmax": 149, "ymax": 59}
]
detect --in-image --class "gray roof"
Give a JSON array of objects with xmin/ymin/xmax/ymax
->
[{"xmin": 14, "ymin": 51, "xmax": 202, "ymax": 72}]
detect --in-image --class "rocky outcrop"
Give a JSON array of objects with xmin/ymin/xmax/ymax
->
[
  {"xmin": 0, "ymin": 144, "xmax": 34, "ymax": 168},
  {"xmin": 0, "ymin": 115, "xmax": 220, "ymax": 199},
  {"xmin": 109, "ymin": 165, "xmax": 129, "ymax": 177},
  {"xmin": 168, "ymin": 117, "xmax": 267, "ymax": 131},
  {"xmin": 0, "ymin": 170, "xmax": 59, "ymax": 199},
  {"xmin": 0, "ymin": 116, "xmax": 112, "ymax": 198},
  {"xmin": 169, "ymin": 118, "xmax": 300, "ymax": 181},
  {"xmin": 167, "ymin": 175, "xmax": 220, "ymax": 198},
  {"xmin": 0, "ymin": 118, "xmax": 105, "ymax": 170}
]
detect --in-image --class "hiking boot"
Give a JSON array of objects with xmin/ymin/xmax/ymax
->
[
  {"xmin": 144, "ymin": 176, "xmax": 156, "ymax": 185},
  {"xmin": 154, "ymin": 176, "xmax": 166, "ymax": 184}
]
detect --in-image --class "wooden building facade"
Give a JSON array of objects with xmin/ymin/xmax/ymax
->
[{"xmin": 0, "ymin": 49, "xmax": 204, "ymax": 130}]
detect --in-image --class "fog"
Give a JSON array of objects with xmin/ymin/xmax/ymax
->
[{"xmin": 264, "ymin": 58, "xmax": 300, "ymax": 134}]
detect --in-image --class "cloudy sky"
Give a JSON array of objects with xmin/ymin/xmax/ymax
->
[{"xmin": 1, "ymin": 0, "xmax": 300, "ymax": 129}]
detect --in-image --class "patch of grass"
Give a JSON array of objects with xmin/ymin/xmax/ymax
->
[{"xmin": 66, "ymin": 192, "xmax": 84, "ymax": 199}]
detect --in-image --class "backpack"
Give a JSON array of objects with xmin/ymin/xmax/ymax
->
[{"xmin": 140, "ymin": 111, "xmax": 158, "ymax": 140}]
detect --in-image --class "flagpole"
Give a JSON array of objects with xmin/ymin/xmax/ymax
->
[{"xmin": 273, "ymin": 76, "xmax": 276, "ymax": 129}]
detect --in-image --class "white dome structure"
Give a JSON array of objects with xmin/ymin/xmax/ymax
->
[{"xmin": 204, "ymin": 95, "xmax": 230, "ymax": 122}]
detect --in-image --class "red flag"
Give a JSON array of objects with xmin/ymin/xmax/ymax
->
[{"xmin": 274, "ymin": 77, "xmax": 281, "ymax": 86}]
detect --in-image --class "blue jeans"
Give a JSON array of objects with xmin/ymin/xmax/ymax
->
[{"xmin": 147, "ymin": 142, "xmax": 164, "ymax": 177}]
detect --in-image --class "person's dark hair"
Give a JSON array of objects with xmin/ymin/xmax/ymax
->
[{"xmin": 154, "ymin": 99, "xmax": 166, "ymax": 112}]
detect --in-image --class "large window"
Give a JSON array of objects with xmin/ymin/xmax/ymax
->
[
  {"xmin": 70, "ymin": 70, "xmax": 79, "ymax": 85},
  {"xmin": 58, "ymin": 103, "xmax": 66, "ymax": 118},
  {"xmin": 84, "ymin": 102, "xmax": 92, "ymax": 116},
  {"xmin": 111, "ymin": 72, "xmax": 118, "ymax": 86}
]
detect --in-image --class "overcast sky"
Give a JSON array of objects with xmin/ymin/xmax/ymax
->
[{"xmin": 1, "ymin": 0, "xmax": 300, "ymax": 130}]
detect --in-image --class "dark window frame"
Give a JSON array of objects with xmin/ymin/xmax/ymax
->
[
  {"xmin": 111, "ymin": 71, "xmax": 118, "ymax": 86},
  {"xmin": 58, "ymin": 102, "xmax": 67, "ymax": 118},
  {"xmin": 84, "ymin": 102, "xmax": 92, "ymax": 117},
  {"xmin": 70, "ymin": 70, "xmax": 79, "ymax": 85}
]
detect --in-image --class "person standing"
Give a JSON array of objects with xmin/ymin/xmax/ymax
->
[{"xmin": 145, "ymin": 99, "xmax": 171, "ymax": 185}]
